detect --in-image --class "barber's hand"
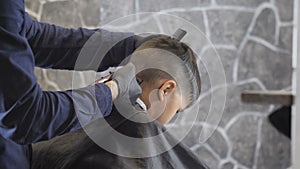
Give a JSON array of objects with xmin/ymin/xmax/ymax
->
[
  {"xmin": 104, "ymin": 80, "xmax": 118, "ymax": 100},
  {"xmin": 112, "ymin": 63, "xmax": 142, "ymax": 105},
  {"xmin": 91, "ymin": 75, "xmax": 118, "ymax": 100}
]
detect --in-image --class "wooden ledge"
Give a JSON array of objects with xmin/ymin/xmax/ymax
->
[{"xmin": 241, "ymin": 90, "xmax": 294, "ymax": 106}]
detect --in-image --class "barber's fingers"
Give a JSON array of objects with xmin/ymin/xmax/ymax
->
[
  {"xmin": 91, "ymin": 74, "xmax": 113, "ymax": 85},
  {"xmin": 113, "ymin": 62, "xmax": 135, "ymax": 82},
  {"xmin": 112, "ymin": 63, "xmax": 140, "ymax": 95},
  {"xmin": 129, "ymin": 76, "xmax": 142, "ymax": 105}
]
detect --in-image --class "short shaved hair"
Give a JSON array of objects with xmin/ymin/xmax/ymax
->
[{"xmin": 135, "ymin": 35, "xmax": 201, "ymax": 103}]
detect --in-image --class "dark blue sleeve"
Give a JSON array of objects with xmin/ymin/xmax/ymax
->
[
  {"xmin": 0, "ymin": 135, "xmax": 31, "ymax": 169},
  {"xmin": 0, "ymin": 0, "xmax": 113, "ymax": 144},
  {"xmin": 24, "ymin": 13, "xmax": 135, "ymax": 71}
]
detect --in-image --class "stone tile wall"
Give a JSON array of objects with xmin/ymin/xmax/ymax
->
[{"xmin": 25, "ymin": 0, "xmax": 293, "ymax": 168}]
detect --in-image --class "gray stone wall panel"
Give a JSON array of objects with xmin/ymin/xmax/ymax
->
[{"xmin": 26, "ymin": 1, "xmax": 293, "ymax": 168}]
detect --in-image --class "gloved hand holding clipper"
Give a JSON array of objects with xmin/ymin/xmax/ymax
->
[
  {"xmin": 110, "ymin": 63, "xmax": 142, "ymax": 105},
  {"xmin": 96, "ymin": 63, "xmax": 142, "ymax": 105}
]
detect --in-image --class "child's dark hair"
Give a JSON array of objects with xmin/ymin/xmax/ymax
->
[{"xmin": 136, "ymin": 35, "xmax": 201, "ymax": 103}]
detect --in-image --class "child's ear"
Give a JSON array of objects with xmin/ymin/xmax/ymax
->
[{"xmin": 159, "ymin": 80, "xmax": 177, "ymax": 100}]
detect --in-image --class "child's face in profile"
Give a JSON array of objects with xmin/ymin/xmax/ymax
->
[
  {"xmin": 154, "ymin": 92, "xmax": 189, "ymax": 124},
  {"xmin": 139, "ymin": 79, "xmax": 190, "ymax": 124}
]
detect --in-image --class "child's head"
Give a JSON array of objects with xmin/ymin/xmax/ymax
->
[{"xmin": 130, "ymin": 35, "xmax": 201, "ymax": 124}]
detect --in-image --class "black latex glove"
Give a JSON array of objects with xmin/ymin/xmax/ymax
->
[{"xmin": 112, "ymin": 63, "xmax": 142, "ymax": 105}]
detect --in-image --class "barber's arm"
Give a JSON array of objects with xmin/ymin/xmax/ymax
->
[
  {"xmin": 0, "ymin": 49, "xmax": 114, "ymax": 145},
  {"xmin": 0, "ymin": 6, "xmax": 116, "ymax": 144},
  {"xmin": 24, "ymin": 13, "xmax": 135, "ymax": 71}
]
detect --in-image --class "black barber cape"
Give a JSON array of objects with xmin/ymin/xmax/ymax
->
[{"xmin": 31, "ymin": 106, "xmax": 209, "ymax": 169}]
